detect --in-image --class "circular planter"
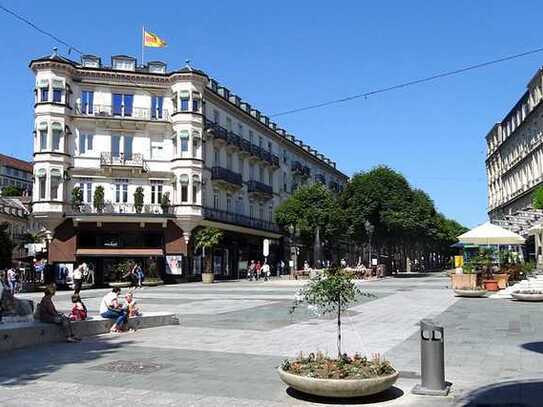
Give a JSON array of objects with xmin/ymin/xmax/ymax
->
[
  {"xmin": 202, "ymin": 273, "xmax": 215, "ymax": 284},
  {"xmin": 277, "ymin": 367, "xmax": 399, "ymax": 398},
  {"xmin": 108, "ymin": 281, "xmax": 131, "ymax": 288},
  {"xmin": 142, "ymin": 280, "xmax": 164, "ymax": 287},
  {"xmin": 454, "ymin": 289, "xmax": 488, "ymax": 298},
  {"xmin": 511, "ymin": 292, "xmax": 543, "ymax": 302}
]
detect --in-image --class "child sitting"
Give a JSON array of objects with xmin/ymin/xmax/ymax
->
[
  {"xmin": 69, "ymin": 293, "xmax": 87, "ymax": 321},
  {"xmin": 124, "ymin": 292, "xmax": 140, "ymax": 317}
]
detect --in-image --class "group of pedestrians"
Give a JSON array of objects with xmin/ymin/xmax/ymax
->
[{"xmin": 247, "ymin": 260, "xmax": 271, "ymax": 281}]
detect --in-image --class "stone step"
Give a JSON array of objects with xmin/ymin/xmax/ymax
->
[{"xmin": 0, "ymin": 312, "xmax": 178, "ymax": 352}]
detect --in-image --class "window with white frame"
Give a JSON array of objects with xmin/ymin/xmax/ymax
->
[
  {"xmin": 268, "ymin": 205, "xmax": 273, "ymax": 222},
  {"xmin": 238, "ymin": 123, "xmax": 244, "ymax": 137},
  {"xmin": 180, "ymin": 91, "xmax": 190, "ymax": 111},
  {"xmin": 268, "ymin": 170, "xmax": 273, "ymax": 186},
  {"xmin": 213, "ymin": 190, "xmax": 220, "ymax": 209},
  {"xmin": 114, "ymin": 179, "xmax": 128, "ymax": 203},
  {"xmin": 37, "ymin": 169, "xmax": 46, "ymax": 200},
  {"xmin": 50, "ymin": 168, "xmax": 62, "ymax": 201},
  {"xmin": 226, "ymin": 152, "xmax": 233, "ymax": 170},
  {"xmin": 151, "ymin": 180, "xmax": 163, "ymax": 204},
  {"xmin": 238, "ymin": 157, "xmax": 244, "ymax": 175},
  {"xmin": 192, "ymin": 92, "xmax": 200, "ymax": 112},
  {"xmin": 52, "ymin": 79, "xmax": 64, "ymax": 103},
  {"xmin": 38, "ymin": 122, "xmax": 48, "ymax": 151},
  {"xmin": 37, "ymin": 79, "xmax": 49, "ymax": 102},
  {"xmin": 214, "ymin": 148, "xmax": 220, "ymax": 166},
  {"xmin": 79, "ymin": 133, "xmax": 93, "ymax": 155},
  {"xmin": 78, "ymin": 179, "xmax": 92, "ymax": 203},
  {"xmin": 213, "ymin": 109, "xmax": 220, "ymax": 124},
  {"xmin": 180, "ymin": 174, "xmax": 189, "ymax": 203},
  {"xmin": 51, "ymin": 123, "xmax": 63, "ymax": 152},
  {"xmin": 226, "ymin": 117, "xmax": 232, "ymax": 132},
  {"xmin": 192, "ymin": 175, "xmax": 200, "ymax": 204},
  {"xmin": 249, "ymin": 203, "xmax": 255, "ymax": 218},
  {"xmin": 236, "ymin": 196, "xmax": 243, "ymax": 215},
  {"xmin": 259, "ymin": 203, "xmax": 264, "ymax": 219},
  {"xmin": 259, "ymin": 166, "xmax": 264, "ymax": 183},
  {"xmin": 180, "ymin": 131, "xmax": 189, "ymax": 153},
  {"xmin": 226, "ymin": 194, "xmax": 232, "ymax": 212}
]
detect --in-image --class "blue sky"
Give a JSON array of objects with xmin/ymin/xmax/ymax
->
[{"xmin": 1, "ymin": 0, "xmax": 543, "ymax": 227}]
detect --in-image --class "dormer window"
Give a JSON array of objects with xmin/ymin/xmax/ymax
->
[
  {"xmin": 81, "ymin": 55, "xmax": 101, "ymax": 68},
  {"xmin": 148, "ymin": 61, "xmax": 166, "ymax": 73},
  {"xmin": 112, "ymin": 56, "xmax": 136, "ymax": 71}
]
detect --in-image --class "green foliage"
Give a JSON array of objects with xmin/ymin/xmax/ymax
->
[
  {"xmin": 193, "ymin": 227, "xmax": 223, "ymax": 274},
  {"xmin": 290, "ymin": 268, "xmax": 373, "ymax": 357},
  {"xmin": 71, "ymin": 186, "xmax": 83, "ymax": 210},
  {"xmin": 160, "ymin": 192, "xmax": 171, "ymax": 213},
  {"xmin": 275, "ymin": 183, "xmax": 346, "ymax": 250},
  {"xmin": 93, "ymin": 185, "xmax": 105, "ymax": 212},
  {"xmin": 111, "ymin": 259, "xmax": 133, "ymax": 282},
  {"xmin": 1, "ymin": 185, "xmax": 22, "ymax": 197},
  {"xmin": 134, "ymin": 187, "xmax": 144, "ymax": 213},
  {"xmin": 0, "ymin": 223, "xmax": 14, "ymax": 269},
  {"xmin": 533, "ymin": 186, "xmax": 543, "ymax": 209}
]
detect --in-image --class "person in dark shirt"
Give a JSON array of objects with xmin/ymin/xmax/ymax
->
[{"xmin": 37, "ymin": 284, "xmax": 80, "ymax": 342}]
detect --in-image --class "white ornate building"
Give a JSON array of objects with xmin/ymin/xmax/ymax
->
[
  {"xmin": 30, "ymin": 50, "xmax": 347, "ymax": 283},
  {"xmin": 486, "ymin": 66, "xmax": 543, "ymax": 220}
]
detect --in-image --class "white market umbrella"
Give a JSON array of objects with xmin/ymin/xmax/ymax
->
[{"xmin": 457, "ymin": 222, "xmax": 525, "ymax": 245}]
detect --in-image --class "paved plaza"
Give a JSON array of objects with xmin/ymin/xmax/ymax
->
[{"xmin": 2, "ymin": 274, "xmax": 543, "ymax": 406}]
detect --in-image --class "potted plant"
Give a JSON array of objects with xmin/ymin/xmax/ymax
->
[
  {"xmin": 477, "ymin": 249, "xmax": 498, "ymax": 291},
  {"xmin": 134, "ymin": 186, "xmax": 144, "ymax": 214},
  {"xmin": 193, "ymin": 227, "xmax": 223, "ymax": 284},
  {"xmin": 71, "ymin": 186, "xmax": 83, "ymax": 212},
  {"xmin": 278, "ymin": 268, "xmax": 399, "ymax": 398},
  {"xmin": 93, "ymin": 185, "xmax": 105, "ymax": 213},
  {"xmin": 160, "ymin": 192, "xmax": 171, "ymax": 215},
  {"xmin": 108, "ymin": 259, "xmax": 133, "ymax": 288},
  {"xmin": 451, "ymin": 260, "xmax": 479, "ymax": 289}
]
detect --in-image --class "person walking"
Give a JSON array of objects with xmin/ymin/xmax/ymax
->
[
  {"xmin": 262, "ymin": 261, "xmax": 270, "ymax": 281},
  {"xmin": 72, "ymin": 263, "xmax": 84, "ymax": 294},
  {"xmin": 255, "ymin": 261, "xmax": 262, "ymax": 281},
  {"xmin": 248, "ymin": 260, "xmax": 256, "ymax": 281},
  {"xmin": 6, "ymin": 267, "xmax": 17, "ymax": 294}
]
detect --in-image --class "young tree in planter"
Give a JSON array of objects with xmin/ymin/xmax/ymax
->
[
  {"xmin": 134, "ymin": 186, "xmax": 144, "ymax": 214},
  {"xmin": 160, "ymin": 192, "xmax": 171, "ymax": 214},
  {"xmin": 193, "ymin": 227, "xmax": 223, "ymax": 276},
  {"xmin": 290, "ymin": 268, "xmax": 372, "ymax": 358},
  {"xmin": 71, "ymin": 186, "xmax": 83, "ymax": 211},
  {"xmin": 93, "ymin": 185, "xmax": 105, "ymax": 213}
]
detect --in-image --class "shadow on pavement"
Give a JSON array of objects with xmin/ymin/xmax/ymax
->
[
  {"xmin": 520, "ymin": 342, "xmax": 543, "ymax": 354},
  {"xmin": 455, "ymin": 378, "xmax": 543, "ymax": 407},
  {"xmin": 0, "ymin": 335, "xmax": 134, "ymax": 386},
  {"xmin": 285, "ymin": 386, "xmax": 404, "ymax": 405}
]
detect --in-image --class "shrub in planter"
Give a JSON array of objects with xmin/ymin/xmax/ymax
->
[
  {"xmin": 193, "ymin": 227, "xmax": 223, "ymax": 284},
  {"xmin": 71, "ymin": 186, "xmax": 83, "ymax": 212},
  {"xmin": 93, "ymin": 185, "xmax": 105, "ymax": 213},
  {"xmin": 279, "ymin": 268, "xmax": 398, "ymax": 398},
  {"xmin": 160, "ymin": 192, "xmax": 171, "ymax": 215},
  {"xmin": 134, "ymin": 187, "xmax": 144, "ymax": 214}
]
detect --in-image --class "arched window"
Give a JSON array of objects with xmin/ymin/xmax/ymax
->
[
  {"xmin": 192, "ymin": 175, "xmax": 200, "ymax": 204},
  {"xmin": 179, "ymin": 131, "xmax": 189, "ymax": 153},
  {"xmin": 179, "ymin": 174, "xmax": 189, "ymax": 202}
]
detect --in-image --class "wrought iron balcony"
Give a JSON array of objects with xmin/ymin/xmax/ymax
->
[
  {"xmin": 202, "ymin": 207, "xmax": 281, "ymax": 233},
  {"xmin": 75, "ymin": 103, "xmax": 169, "ymax": 121},
  {"xmin": 211, "ymin": 166, "xmax": 243, "ymax": 187},
  {"xmin": 67, "ymin": 203, "xmax": 173, "ymax": 217},
  {"xmin": 247, "ymin": 180, "xmax": 273, "ymax": 197},
  {"xmin": 315, "ymin": 174, "xmax": 326, "ymax": 184},
  {"xmin": 100, "ymin": 152, "xmax": 149, "ymax": 172}
]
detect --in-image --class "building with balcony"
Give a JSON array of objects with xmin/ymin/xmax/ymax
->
[
  {"xmin": 486, "ymin": 66, "xmax": 543, "ymax": 221},
  {"xmin": 30, "ymin": 50, "xmax": 347, "ymax": 283},
  {"xmin": 0, "ymin": 154, "xmax": 33, "ymax": 194}
]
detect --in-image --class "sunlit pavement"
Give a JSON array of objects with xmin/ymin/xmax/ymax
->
[{"xmin": 2, "ymin": 275, "xmax": 543, "ymax": 406}]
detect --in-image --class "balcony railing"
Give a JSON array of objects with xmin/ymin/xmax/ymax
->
[
  {"xmin": 211, "ymin": 166, "xmax": 243, "ymax": 186},
  {"xmin": 202, "ymin": 207, "xmax": 281, "ymax": 233},
  {"xmin": 75, "ymin": 103, "xmax": 170, "ymax": 121},
  {"xmin": 67, "ymin": 203, "xmax": 173, "ymax": 217},
  {"xmin": 100, "ymin": 152, "xmax": 149, "ymax": 172},
  {"xmin": 292, "ymin": 161, "xmax": 310, "ymax": 177},
  {"xmin": 247, "ymin": 180, "xmax": 273, "ymax": 196}
]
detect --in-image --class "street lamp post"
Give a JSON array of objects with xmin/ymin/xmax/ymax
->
[
  {"xmin": 364, "ymin": 220, "xmax": 374, "ymax": 267},
  {"xmin": 288, "ymin": 224, "xmax": 297, "ymax": 273}
]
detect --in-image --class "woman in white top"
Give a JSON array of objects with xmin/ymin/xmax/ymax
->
[{"xmin": 100, "ymin": 287, "xmax": 127, "ymax": 333}]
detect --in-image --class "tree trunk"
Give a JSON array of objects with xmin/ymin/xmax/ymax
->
[{"xmin": 337, "ymin": 295, "xmax": 342, "ymax": 359}]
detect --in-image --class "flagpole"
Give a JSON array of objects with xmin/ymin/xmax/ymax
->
[{"xmin": 141, "ymin": 26, "xmax": 145, "ymax": 66}]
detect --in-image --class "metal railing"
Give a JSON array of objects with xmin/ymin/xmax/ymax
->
[
  {"xmin": 75, "ymin": 103, "xmax": 170, "ymax": 121},
  {"xmin": 100, "ymin": 152, "xmax": 149, "ymax": 172},
  {"xmin": 202, "ymin": 207, "xmax": 280, "ymax": 233},
  {"xmin": 68, "ymin": 202, "xmax": 172, "ymax": 216},
  {"xmin": 247, "ymin": 180, "xmax": 273, "ymax": 196},
  {"xmin": 211, "ymin": 166, "xmax": 243, "ymax": 186}
]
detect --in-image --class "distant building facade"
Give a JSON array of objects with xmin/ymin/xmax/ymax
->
[
  {"xmin": 29, "ymin": 51, "xmax": 347, "ymax": 284},
  {"xmin": 486, "ymin": 67, "xmax": 543, "ymax": 220},
  {"xmin": 0, "ymin": 154, "xmax": 32, "ymax": 194}
]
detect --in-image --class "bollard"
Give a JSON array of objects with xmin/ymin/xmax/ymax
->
[{"xmin": 412, "ymin": 319, "xmax": 451, "ymax": 396}]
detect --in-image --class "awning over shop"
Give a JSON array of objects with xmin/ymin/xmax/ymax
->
[
  {"xmin": 457, "ymin": 222, "xmax": 525, "ymax": 245},
  {"xmin": 76, "ymin": 248, "xmax": 164, "ymax": 256}
]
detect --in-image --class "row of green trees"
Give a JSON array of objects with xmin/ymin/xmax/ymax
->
[{"xmin": 275, "ymin": 165, "xmax": 467, "ymax": 272}]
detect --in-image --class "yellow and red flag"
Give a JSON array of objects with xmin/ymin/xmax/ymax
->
[{"xmin": 144, "ymin": 30, "xmax": 167, "ymax": 48}]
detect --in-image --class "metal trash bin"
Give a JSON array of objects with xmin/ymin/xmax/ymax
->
[{"xmin": 412, "ymin": 319, "xmax": 451, "ymax": 396}]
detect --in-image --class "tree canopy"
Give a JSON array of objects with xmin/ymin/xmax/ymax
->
[
  {"xmin": 533, "ymin": 186, "xmax": 543, "ymax": 209},
  {"xmin": 1, "ymin": 185, "xmax": 23, "ymax": 197}
]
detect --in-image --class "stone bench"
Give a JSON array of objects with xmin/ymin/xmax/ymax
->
[{"xmin": 0, "ymin": 312, "xmax": 178, "ymax": 352}]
